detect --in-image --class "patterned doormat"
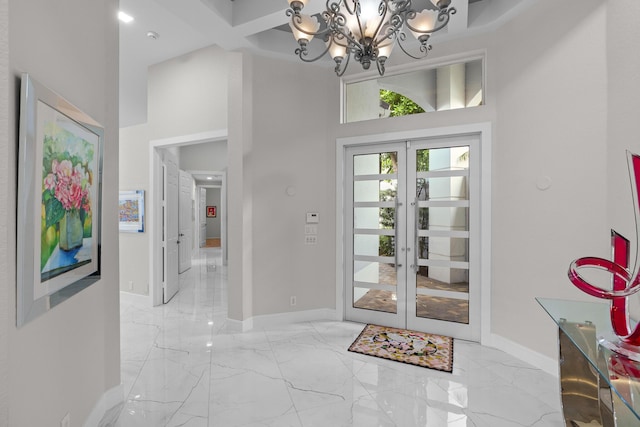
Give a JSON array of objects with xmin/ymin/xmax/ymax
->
[{"xmin": 348, "ymin": 324, "xmax": 454, "ymax": 373}]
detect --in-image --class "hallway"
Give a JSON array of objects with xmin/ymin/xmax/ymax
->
[{"xmin": 109, "ymin": 248, "xmax": 563, "ymax": 426}]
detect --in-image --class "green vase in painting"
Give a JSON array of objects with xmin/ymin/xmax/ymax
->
[{"xmin": 59, "ymin": 209, "xmax": 83, "ymax": 251}]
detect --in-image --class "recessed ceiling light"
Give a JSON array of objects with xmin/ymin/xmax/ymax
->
[
  {"xmin": 118, "ymin": 11, "xmax": 134, "ymax": 23},
  {"xmin": 146, "ymin": 31, "xmax": 159, "ymax": 40},
  {"xmin": 207, "ymin": 177, "xmax": 213, "ymax": 180}
]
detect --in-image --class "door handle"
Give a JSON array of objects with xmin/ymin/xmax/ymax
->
[
  {"xmin": 179, "ymin": 233, "xmax": 185, "ymax": 237},
  {"xmin": 413, "ymin": 198, "xmax": 419, "ymax": 273},
  {"xmin": 394, "ymin": 200, "xmax": 402, "ymax": 271}
]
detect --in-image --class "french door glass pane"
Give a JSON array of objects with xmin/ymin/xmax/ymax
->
[
  {"xmin": 354, "ymin": 235, "xmax": 396, "ymax": 257},
  {"xmin": 353, "ymin": 261, "xmax": 398, "ymax": 286},
  {"xmin": 416, "ymin": 294, "xmax": 469, "ymax": 323},
  {"xmin": 354, "ymin": 180, "xmax": 397, "ymax": 202},
  {"xmin": 417, "ymin": 267, "xmax": 469, "ymax": 293},
  {"xmin": 418, "ymin": 237, "xmax": 468, "ymax": 262},
  {"xmin": 417, "ymin": 176, "xmax": 468, "ymax": 201},
  {"xmin": 414, "ymin": 146, "xmax": 470, "ymax": 325},
  {"xmin": 353, "ymin": 261, "xmax": 398, "ymax": 314},
  {"xmin": 354, "ymin": 207, "xmax": 395, "ymax": 229},
  {"xmin": 416, "ymin": 147, "xmax": 469, "ymax": 172},
  {"xmin": 418, "ymin": 207, "xmax": 468, "ymax": 231},
  {"xmin": 353, "ymin": 287, "xmax": 397, "ymax": 314},
  {"xmin": 352, "ymin": 151, "xmax": 399, "ymax": 315},
  {"xmin": 354, "ymin": 152, "xmax": 398, "ymax": 175}
]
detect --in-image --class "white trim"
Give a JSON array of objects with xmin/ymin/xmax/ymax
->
[
  {"xmin": 83, "ymin": 384, "xmax": 124, "ymax": 427},
  {"xmin": 119, "ymin": 290, "xmax": 150, "ymax": 304},
  {"xmin": 225, "ymin": 317, "xmax": 253, "ymax": 333},
  {"xmin": 149, "ymin": 130, "xmax": 229, "ymax": 306},
  {"xmin": 150, "ymin": 129, "xmax": 227, "ymax": 148},
  {"xmin": 226, "ymin": 309, "xmax": 338, "ymax": 332},
  {"xmin": 488, "ymin": 333, "xmax": 559, "ymax": 377},
  {"xmin": 335, "ymin": 122, "xmax": 492, "ymax": 344},
  {"xmin": 250, "ymin": 309, "xmax": 338, "ymax": 330}
]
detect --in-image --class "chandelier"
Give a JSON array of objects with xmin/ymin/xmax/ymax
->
[{"xmin": 285, "ymin": 0, "xmax": 456, "ymax": 76}]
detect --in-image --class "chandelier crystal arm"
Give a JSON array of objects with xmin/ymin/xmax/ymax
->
[
  {"xmin": 396, "ymin": 31, "xmax": 431, "ymax": 60},
  {"xmin": 375, "ymin": 10, "xmax": 403, "ymax": 44},
  {"xmin": 334, "ymin": 47, "xmax": 351, "ymax": 76},
  {"xmin": 295, "ymin": 41, "xmax": 332, "ymax": 63},
  {"xmin": 376, "ymin": 57, "xmax": 385, "ymax": 75}
]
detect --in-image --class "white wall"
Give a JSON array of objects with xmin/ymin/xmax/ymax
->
[
  {"xmin": 180, "ymin": 140, "xmax": 228, "ymax": 172},
  {"xmin": 148, "ymin": 45, "xmax": 229, "ymax": 140},
  {"xmin": 227, "ymin": 51, "xmax": 253, "ymax": 321},
  {"xmin": 4, "ymin": 0, "xmax": 120, "ymax": 425},
  {"xmin": 119, "ymin": 124, "xmax": 150, "ymax": 295},
  {"xmin": 491, "ymin": 0, "xmax": 608, "ymax": 358},
  {"xmin": 250, "ymin": 55, "xmax": 337, "ymax": 316},
  {"xmin": 206, "ymin": 188, "xmax": 222, "ymax": 238},
  {"xmin": 0, "ymin": 1, "xmax": 8, "ymax": 422}
]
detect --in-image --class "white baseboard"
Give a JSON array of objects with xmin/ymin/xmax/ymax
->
[
  {"xmin": 251, "ymin": 308, "xmax": 337, "ymax": 329},
  {"xmin": 84, "ymin": 384, "xmax": 124, "ymax": 427},
  {"xmin": 225, "ymin": 308, "xmax": 337, "ymax": 332},
  {"xmin": 119, "ymin": 290, "xmax": 151, "ymax": 304},
  {"xmin": 225, "ymin": 317, "xmax": 253, "ymax": 333},
  {"xmin": 488, "ymin": 333, "xmax": 559, "ymax": 377}
]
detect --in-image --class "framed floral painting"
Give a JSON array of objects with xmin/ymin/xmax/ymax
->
[{"xmin": 17, "ymin": 74, "xmax": 103, "ymax": 327}]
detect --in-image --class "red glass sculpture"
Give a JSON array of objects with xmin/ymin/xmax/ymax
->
[{"xmin": 568, "ymin": 152, "xmax": 640, "ymax": 346}]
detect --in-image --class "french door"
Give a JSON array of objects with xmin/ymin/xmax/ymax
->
[{"xmin": 345, "ymin": 135, "xmax": 480, "ymax": 341}]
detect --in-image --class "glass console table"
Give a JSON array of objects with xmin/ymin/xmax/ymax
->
[{"xmin": 538, "ymin": 298, "xmax": 640, "ymax": 426}]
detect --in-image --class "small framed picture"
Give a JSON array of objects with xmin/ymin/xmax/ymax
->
[
  {"xmin": 119, "ymin": 190, "xmax": 145, "ymax": 233},
  {"xmin": 206, "ymin": 206, "xmax": 217, "ymax": 218}
]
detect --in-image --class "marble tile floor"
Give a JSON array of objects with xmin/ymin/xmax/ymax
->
[{"xmin": 107, "ymin": 247, "xmax": 564, "ymax": 427}]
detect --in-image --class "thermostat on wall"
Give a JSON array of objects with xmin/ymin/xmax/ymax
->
[{"xmin": 306, "ymin": 212, "xmax": 319, "ymax": 223}]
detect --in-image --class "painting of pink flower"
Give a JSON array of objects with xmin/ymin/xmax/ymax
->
[
  {"xmin": 41, "ymin": 121, "xmax": 96, "ymax": 271},
  {"xmin": 46, "ymin": 161, "xmax": 90, "ymax": 212}
]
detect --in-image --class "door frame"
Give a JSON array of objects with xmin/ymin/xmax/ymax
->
[
  {"xmin": 335, "ymin": 123, "xmax": 492, "ymax": 343},
  {"xmin": 191, "ymin": 170, "xmax": 227, "ymax": 264},
  {"xmin": 149, "ymin": 129, "xmax": 227, "ymax": 306}
]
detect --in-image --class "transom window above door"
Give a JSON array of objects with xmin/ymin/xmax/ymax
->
[{"xmin": 343, "ymin": 58, "xmax": 484, "ymax": 124}]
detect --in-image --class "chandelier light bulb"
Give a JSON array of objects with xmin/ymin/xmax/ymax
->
[
  {"xmin": 327, "ymin": 39, "xmax": 348, "ymax": 60},
  {"xmin": 408, "ymin": 9, "xmax": 439, "ymax": 37},
  {"xmin": 289, "ymin": 13, "xmax": 320, "ymax": 43},
  {"xmin": 377, "ymin": 40, "xmax": 395, "ymax": 59}
]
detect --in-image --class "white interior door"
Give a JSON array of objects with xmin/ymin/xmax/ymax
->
[
  {"xmin": 199, "ymin": 187, "xmax": 206, "ymax": 247},
  {"xmin": 179, "ymin": 170, "xmax": 193, "ymax": 273},
  {"xmin": 345, "ymin": 135, "xmax": 480, "ymax": 341},
  {"xmin": 163, "ymin": 151, "xmax": 180, "ymax": 303}
]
